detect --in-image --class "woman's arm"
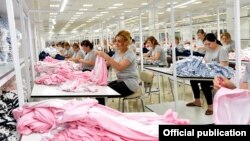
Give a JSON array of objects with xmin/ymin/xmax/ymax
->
[
  {"xmin": 79, "ymin": 59, "xmax": 95, "ymax": 66},
  {"xmin": 213, "ymin": 76, "xmax": 236, "ymax": 90},
  {"xmin": 97, "ymin": 51, "xmax": 130, "ymax": 72},
  {"xmin": 220, "ymin": 61, "xmax": 229, "ymax": 66}
]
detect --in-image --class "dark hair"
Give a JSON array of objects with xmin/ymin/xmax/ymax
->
[
  {"xmin": 132, "ymin": 39, "xmax": 135, "ymax": 43},
  {"xmin": 203, "ymin": 33, "xmax": 222, "ymax": 46},
  {"xmin": 175, "ymin": 36, "xmax": 180, "ymax": 41},
  {"xmin": 64, "ymin": 42, "xmax": 70, "ymax": 47},
  {"xmin": 197, "ymin": 29, "xmax": 206, "ymax": 35},
  {"xmin": 72, "ymin": 43, "xmax": 80, "ymax": 48},
  {"xmin": 81, "ymin": 40, "xmax": 93, "ymax": 49},
  {"xmin": 145, "ymin": 36, "xmax": 159, "ymax": 46}
]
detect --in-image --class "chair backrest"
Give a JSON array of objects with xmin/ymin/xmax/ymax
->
[{"xmin": 140, "ymin": 71, "xmax": 154, "ymax": 84}]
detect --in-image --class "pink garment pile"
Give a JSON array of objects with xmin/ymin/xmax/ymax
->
[
  {"xmin": 43, "ymin": 56, "xmax": 61, "ymax": 63},
  {"xmin": 229, "ymin": 50, "xmax": 250, "ymax": 61},
  {"xmin": 35, "ymin": 60, "xmax": 82, "ymax": 75},
  {"xmin": 35, "ymin": 56, "xmax": 108, "ymax": 92},
  {"xmin": 13, "ymin": 99, "xmax": 189, "ymax": 141},
  {"xmin": 213, "ymin": 87, "xmax": 250, "ymax": 124}
]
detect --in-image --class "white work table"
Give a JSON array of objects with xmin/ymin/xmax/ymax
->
[
  {"xmin": 146, "ymin": 101, "xmax": 213, "ymax": 124},
  {"xmin": 144, "ymin": 66, "xmax": 214, "ymax": 81},
  {"xmin": 31, "ymin": 84, "xmax": 120, "ymax": 98}
]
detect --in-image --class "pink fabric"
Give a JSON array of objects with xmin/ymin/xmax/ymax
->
[
  {"xmin": 35, "ymin": 56, "xmax": 108, "ymax": 92},
  {"xmin": 229, "ymin": 51, "xmax": 250, "ymax": 61},
  {"xmin": 14, "ymin": 99, "xmax": 189, "ymax": 140},
  {"xmin": 90, "ymin": 56, "xmax": 108, "ymax": 85},
  {"xmin": 213, "ymin": 87, "xmax": 250, "ymax": 124},
  {"xmin": 43, "ymin": 56, "xmax": 60, "ymax": 63},
  {"xmin": 13, "ymin": 99, "xmax": 67, "ymax": 134}
]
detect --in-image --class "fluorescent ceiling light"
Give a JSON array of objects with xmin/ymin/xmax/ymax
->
[
  {"xmin": 101, "ymin": 11, "xmax": 109, "ymax": 14},
  {"xmin": 166, "ymin": 0, "xmax": 196, "ymax": 11},
  {"xmin": 52, "ymin": 19, "xmax": 56, "ymax": 25},
  {"xmin": 76, "ymin": 12, "xmax": 84, "ymax": 15},
  {"xmin": 141, "ymin": 3, "xmax": 148, "ymax": 5},
  {"xmin": 158, "ymin": 6, "xmax": 165, "ymax": 9},
  {"xmin": 60, "ymin": 0, "xmax": 68, "ymax": 12},
  {"xmin": 157, "ymin": 12, "xmax": 164, "ymax": 15},
  {"xmin": 108, "ymin": 6, "xmax": 117, "ymax": 9},
  {"xmin": 50, "ymin": 4, "xmax": 60, "ymax": 8},
  {"xmin": 178, "ymin": 6, "xmax": 187, "ymax": 8},
  {"xmin": 175, "ymin": 0, "xmax": 197, "ymax": 8},
  {"xmin": 124, "ymin": 10, "xmax": 132, "ymax": 13},
  {"xmin": 83, "ymin": 4, "xmax": 93, "ymax": 7},
  {"xmin": 96, "ymin": 14, "xmax": 103, "ymax": 17},
  {"xmin": 193, "ymin": 1, "xmax": 202, "ymax": 4},
  {"xmin": 49, "ymin": 13, "xmax": 58, "ymax": 15},
  {"xmin": 79, "ymin": 8, "xmax": 88, "ymax": 11},
  {"xmin": 167, "ymin": 2, "xmax": 178, "ymax": 5},
  {"xmin": 113, "ymin": 3, "xmax": 123, "ymax": 6},
  {"xmin": 73, "ymin": 15, "xmax": 81, "ymax": 17}
]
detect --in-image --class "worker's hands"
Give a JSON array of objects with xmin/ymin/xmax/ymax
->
[
  {"xmin": 96, "ymin": 51, "xmax": 111, "ymax": 61},
  {"xmin": 213, "ymin": 76, "xmax": 236, "ymax": 90}
]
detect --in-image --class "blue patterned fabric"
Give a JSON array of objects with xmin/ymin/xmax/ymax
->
[
  {"xmin": 0, "ymin": 16, "xmax": 13, "ymax": 63},
  {"xmin": 176, "ymin": 56, "xmax": 234, "ymax": 78}
]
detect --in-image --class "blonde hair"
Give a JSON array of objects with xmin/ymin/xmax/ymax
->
[
  {"xmin": 221, "ymin": 32, "xmax": 231, "ymax": 41},
  {"xmin": 115, "ymin": 30, "xmax": 131, "ymax": 44}
]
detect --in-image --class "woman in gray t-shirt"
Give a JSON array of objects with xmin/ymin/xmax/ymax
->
[
  {"xmin": 221, "ymin": 32, "xmax": 235, "ymax": 53},
  {"xmin": 96, "ymin": 30, "xmax": 139, "ymax": 105},
  {"xmin": 68, "ymin": 43, "xmax": 84, "ymax": 63},
  {"xmin": 187, "ymin": 33, "xmax": 229, "ymax": 116},
  {"xmin": 143, "ymin": 36, "xmax": 167, "ymax": 66},
  {"xmin": 79, "ymin": 40, "xmax": 96, "ymax": 72}
]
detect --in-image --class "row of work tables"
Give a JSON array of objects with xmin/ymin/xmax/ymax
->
[
  {"xmin": 31, "ymin": 84, "xmax": 120, "ymax": 99},
  {"xmin": 143, "ymin": 66, "xmax": 214, "ymax": 124}
]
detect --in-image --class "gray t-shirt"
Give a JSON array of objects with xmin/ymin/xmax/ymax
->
[
  {"xmin": 195, "ymin": 39, "xmax": 206, "ymax": 54},
  {"xmin": 63, "ymin": 48, "xmax": 74, "ymax": 57},
  {"xmin": 204, "ymin": 46, "xmax": 228, "ymax": 63},
  {"xmin": 130, "ymin": 44, "xmax": 136, "ymax": 53},
  {"xmin": 223, "ymin": 40, "xmax": 235, "ymax": 53},
  {"xmin": 176, "ymin": 43, "xmax": 185, "ymax": 53},
  {"xmin": 112, "ymin": 49, "xmax": 139, "ymax": 92},
  {"xmin": 148, "ymin": 45, "xmax": 167, "ymax": 65},
  {"xmin": 82, "ymin": 49, "xmax": 96, "ymax": 70},
  {"xmin": 242, "ymin": 62, "xmax": 250, "ymax": 90},
  {"xmin": 72, "ymin": 50, "xmax": 85, "ymax": 59}
]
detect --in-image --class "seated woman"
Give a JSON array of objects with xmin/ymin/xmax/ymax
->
[
  {"xmin": 186, "ymin": 33, "xmax": 229, "ymax": 115},
  {"xmin": 193, "ymin": 29, "xmax": 207, "ymax": 57},
  {"xmin": 79, "ymin": 40, "xmax": 96, "ymax": 72},
  {"xmin": 96, "ymin": 30, "xmax": 139, "ymax": 105},
  {"xmin": 214, "ymin": 62, "xmax": 250, "ymax": 90},
  {"xmin": 68, "ymin": 43, "xmax": 84, "ymax": 63},
  {"xmin": 63, "ymin": 42, "xmax": 74, "ymax": 59},
  {"xmin": 143, "ymin": 36, "xmax": 167, "ymax": 66},
  {"xmin": 221, "ymin": 32, "xmax": 235, "ymax": 53}
]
